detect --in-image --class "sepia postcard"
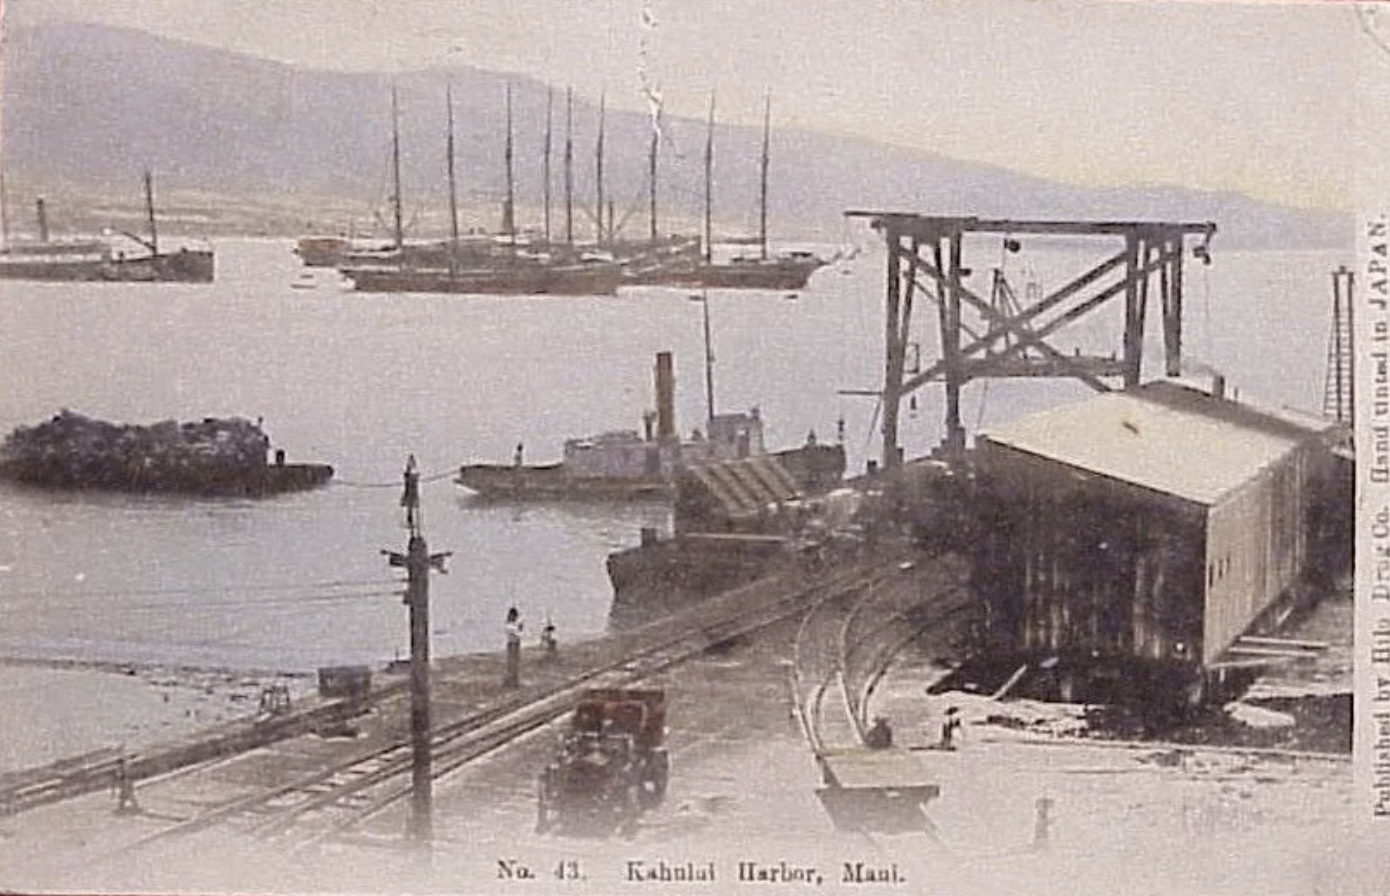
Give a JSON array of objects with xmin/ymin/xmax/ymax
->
[{"xmin": 0, "ymin": 1, "xmax": 1386, "ymax": 894}]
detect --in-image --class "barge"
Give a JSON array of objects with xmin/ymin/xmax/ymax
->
[{"xmin": 0, "ymin": 411, "xmax": 333, "ymax": 497}]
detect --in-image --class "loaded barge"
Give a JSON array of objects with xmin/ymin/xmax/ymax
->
[{"xmin": 0, "ymin": 411, "xmax": 332, "ymax": 497}]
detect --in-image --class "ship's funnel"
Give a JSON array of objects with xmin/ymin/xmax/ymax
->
[{"xmin": 655, "ymin": 351, "xmax": 676, "ymax": 441}]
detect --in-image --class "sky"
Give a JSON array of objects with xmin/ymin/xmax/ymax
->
[{"xmin": 5, "ymin": 0, "xmax": 1387, "ymax": 212}]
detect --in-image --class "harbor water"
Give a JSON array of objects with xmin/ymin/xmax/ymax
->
[{"xmin": 0, "ymin": 237, "xmax": 1344, "ymax": 676}]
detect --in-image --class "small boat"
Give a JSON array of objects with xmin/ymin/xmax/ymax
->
[
  {"xmin": 625, "ymin": 252, "xmax": 824, "ymax": 291},
  {"xmin": 0, "ymin": 173, "xmax": 214, "ymax": 284},
  {"xmin": 343, "ymin": 256, "xmax": 623, "ymax": 296}
]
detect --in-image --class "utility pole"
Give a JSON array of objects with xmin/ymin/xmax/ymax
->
[{"xmin": 383, "ymin": 455, "xmax": 450, "ymax": 847}]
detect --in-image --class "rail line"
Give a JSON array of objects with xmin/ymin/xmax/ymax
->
[
  {"xmin": 790, "ymin": 554, "xmax": 974, "ymax": 755},
  {"xmin": 108, "ymin": 557, "xmax": 906, "ymax": 857}
]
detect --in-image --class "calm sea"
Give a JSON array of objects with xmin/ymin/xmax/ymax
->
[{"xmin": 0, "ymin": 237, "xmax": 1346, "ymax": 673}]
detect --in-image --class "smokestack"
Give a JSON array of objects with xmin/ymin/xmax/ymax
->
[
  {"xmin": 35, "ymin": 198, "xmax": 49, "ymax": 244},
  {"xmin": 654, "ymin": 352, "xmax": 676, "ymax": 441},
  {"xmin": 1211, "ymin": 374, "xmax": 1226, "ymax": 401}
]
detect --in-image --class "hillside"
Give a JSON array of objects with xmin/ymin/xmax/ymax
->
[{"xmin": 0, "ymin": 21, "xmax": 1350, "ymax": 248}]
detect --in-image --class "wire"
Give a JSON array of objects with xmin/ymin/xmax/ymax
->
[
  {"xmin": 334, "ymin": 467, "xmax": 457, "ymax": 488},
  {"xmin": 0, "ymin": 589, "xmax": 399, "ymax": 613},
  {"xmin": 0, "ymin": 577, "xmax": 399, "ymax": 601}
]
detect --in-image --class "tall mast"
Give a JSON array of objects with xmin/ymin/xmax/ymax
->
[
  {"xmin": 648, "ymin": 120, "xmax": 659, "ymax": 246},
  {"xmin": 543, "ymin": 88, "xmax": 553, "ymax": 246},
  {"xmin": 701, "ymin": 293, "xmax": 715, "ymax": 425},
  {"xmin": 703, "ymin": 91, "xmax": 715, "ymax": 264},
  {"xmin": 759, "ymin": 92, "xmax": 770, "ymax": 261},
  {"xmin": 144, "ymin": 168, "xmax": 159, "ymax": 256},
  {"xmin": 390, "ymin": 85, "xmax": 404, "ymax": 256},
  {"xmin": 446, "ymin": 82, "xmax": 460, "ymax": 280},
  {"xmin": 504, "ymin": 83, "xmax": 516, "ymax": 246},
  {"xmin": 564, "ymin": 87, "xmax": 574, "ymax": 246},
  {"xmin": 0, "ymin": 173, "xmax": 10, "ymax": 248},
  {"xmin": 595, "ymin": 92, "xmax": 606, "ymax": 246}
]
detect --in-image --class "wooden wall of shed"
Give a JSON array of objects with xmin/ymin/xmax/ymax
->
[
  {"xmin": 1202, "ymin": 445, "xmax": 1318, "ymax": 665},
  {"xmin": 972, "ymin": 441, "xmax": 1207, "ymax": 663}
]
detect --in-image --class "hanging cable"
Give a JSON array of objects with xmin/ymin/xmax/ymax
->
[
  {"xmin": 334, "ymin": 467, "xmax": 457, "ymax": 488},
  {"xmin": 0, "ymin": 577, "xmax": 400, "ymax": 603}
]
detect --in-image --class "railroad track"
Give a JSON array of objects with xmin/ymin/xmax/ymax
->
[
  {"xmin": 107, "ymin": 557, "xmax": 904, "ymax": 858},
  {"xmin": 791, "ymin": 554, "xmax": 974, "ymax": 756},
  {"xmin": 0, "ymin": 747, "xmax": 126, "ymax": 816}
]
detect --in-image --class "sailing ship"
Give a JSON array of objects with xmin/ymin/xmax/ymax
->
[
  {"xmin": 338, "ymin": 85, "xmax": 622, "ymax": 296},
  {"xmin": 623, "ymin": 94, "xmax": 826, "ymax": 292},
  {"xmin": 0, "ymin": 172, "xmax": 214, "ymax": 283}
]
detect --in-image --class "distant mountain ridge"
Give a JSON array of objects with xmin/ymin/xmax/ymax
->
[{"xmin": 0, "ymin": 21, "xmax": 1351, "ymax": 249}]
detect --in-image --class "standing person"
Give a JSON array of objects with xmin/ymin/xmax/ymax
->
[
  {"xmin": 401, "ymin": 454, "xmax": 420, "ymax": 531},
  {"xmin": 113, "ymin": 754, "xmax": 138, "ymax": 814},
  {"xmin": 504, "ymin": 606, "xmax": 524, "ymax": 687},
  {"xmin": 939, "ymin": 706, "xmax": 962, "ymax": 750},
  {"xmin": 540, "ymin": 617, "xmax": 557, "ymax": 658}
]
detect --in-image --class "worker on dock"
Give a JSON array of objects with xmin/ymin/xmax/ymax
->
[
  {"xmin": 513, "ymin": 443, "xmax": 525, "ymax": 467},
  {"xmin": 505, "ymin": 606, "xmax": 524, "ymax": 687},
  {"xmin": 540, "ymin": 617, "xmax": 557, "ymax": 659},
  {"xmin": 865, "ymin": 716, "xmax": 894, "ymax": 749},
  {"xmin": 938, "ymin": 706, "xmax": 962, "ymax": 750},
  {"xmin": 113, "ymin": 754, "xmax": 139, "ymax": 815},
  {"xmin": 1033, "ymin": 795, "xmax": 1055, "ymax": 851},
  {"xmin": 401, "ymin": 454, "xmax": 420, "ymax": 531}
]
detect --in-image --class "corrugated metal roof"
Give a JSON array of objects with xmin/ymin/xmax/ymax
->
[{"xmin": 978, "ymin": 382, "xmax": 1332, "ymax": 506}]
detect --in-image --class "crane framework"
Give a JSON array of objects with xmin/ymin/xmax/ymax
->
[{"xmin": 844, "ymin": 213, "xmax": 1216, "ymax": 469}]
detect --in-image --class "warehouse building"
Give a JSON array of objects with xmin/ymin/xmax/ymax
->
[{"xmin": 971, "ymin": 380, "xmax": 1350, "ymax": 705}]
